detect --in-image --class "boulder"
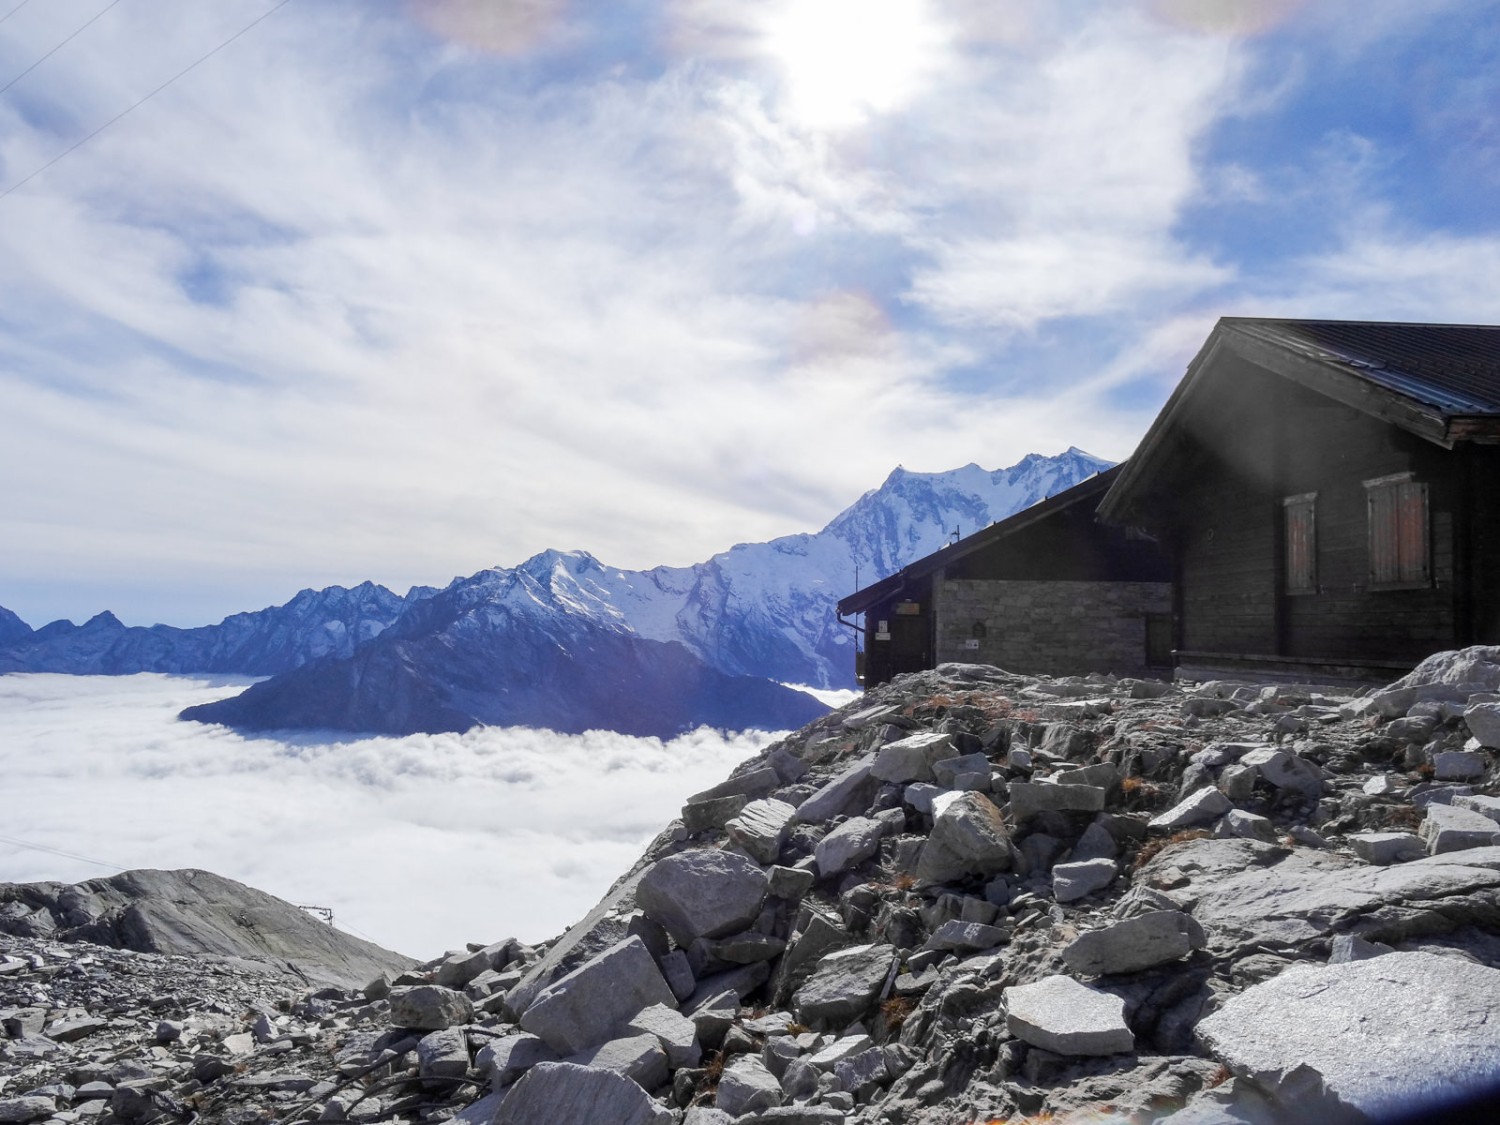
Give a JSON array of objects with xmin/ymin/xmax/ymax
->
[
  {"xmin": 493, "ymin": 1062, "xmax": 672, "ymax": 1125},
  {"xmin": 1149, "ymin": 787, "xmax": 1231, "ymax": 831},
  {"xmin": 476, "ymin": 1033, "xmax": 558, "ymax": 1088},
  {"xmin": 1063, "ymin": 911, "xmax": 1206, "ymax": 976},
  {"xmin": 815, "ymin": 817, "xmax": 885, "ymax": 879},
  {"xmin": 1465, "ymin": 702, "xmax": 1500, "ymax": 749},
  {"xmin": 417, "ymin": 1027, "xmax": 470, "ymax": 1087},
  {"xmin": 636, "ymin": 850, "xmax": 769, "ymax": 946},
  {"xmin": 915, "ymin": 792, "xmax": 1013, "ymax": 884},
  {"xmin": 1350, "ymin": 832, "xmax": 1425, "ymax": 866},
  {"xmin": 1421, "ymin": 803, "xmax": 1500, "ymax": 855},
  {"xmin": 1433, "ymin": 750, "xmax": 1486, "ymax": 781},
  {"xmin": 922, "ymin": 920, "xmax": 1005, "ymax": 953},
  {"xmin": 518, "ymin": 936, "xmax": 676, "ymax": 1054},
  {"xmin": 1053, "ymin": 859, "xmax": 1117, "ymax": 903},
  {"xmin": 793, "ymin": 762, "xmax": 876, "ymax": 824},
  {"xmin": 792, "ymin": 944, "xmax": 896, "ymax": 1026},
  {"xmin": 1239, "ymin": 748, "xmax": 1322, "ymax": 798},
  {"xmin": 1196, "ymin": 953, "xmax": 1500, "ymax": 1121},
  {"xmin": 871, "ymin": 732, "xmax": 955, "ymax": 784},
  {"xmin": 1054, "ymin": 763, "xmax": 1121, "ymax": 789},
  {"xmin": 625, "ymin": 1003, "xmax": 701, "ymax": 1069},
  {"xmin": 1004, "ymin": 975, "xmax": 1134, "ymax": 1056},
  {"xmin": 388, "ymin": 985, "xmax": 474, "ymax": 1031},
  {"xmin": 1215, "ymin": 809, "xmax": 1277, "ymax": 844},
  {"xmin": 1008, "ymin": 782, "xmax": 1107, "ymax": 824},
  {"xmin": 726, "ymin": 800, "xmax": 797, "ymax": 864},
  {"xmin": 1454, "ymin": 793, "xmax": 1500, "ymax": 825},
  {"xmin": 932, "ymin": 752, "xmax": 992, "ymax": 788},
  {"xmin": 716, "ymin": 1055, "xmax": 784, "ymax": 1116},
  {"xmin": 565, "ymin": 1034, "xmax": 669, "ymax": 1090}
]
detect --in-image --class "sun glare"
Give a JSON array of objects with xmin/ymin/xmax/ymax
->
[{"xmin": 763, "ymin": 0, "xmax": 947, "ymax": 130}]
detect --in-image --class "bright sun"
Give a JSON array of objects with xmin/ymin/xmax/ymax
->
[{"xmin": 762, "ymin": 0, "xmax": 948, "ymax": 130}]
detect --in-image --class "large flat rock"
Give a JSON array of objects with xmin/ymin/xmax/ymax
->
[
  {"xmin": 1004, "ymin": 974, "xmax": 1134, "ymax": 1056},
  {"xmin": 493, "ymin": 1061, "xmax": 673, "ymax": 1125},
  {"xmin": 1196, "ymin": 952, "xmax": 1500, "ymax": 1120},
  {"xmin": 635, "ymin": 850, "xmax": 769, "ymax": 947},
  {"xmin": 518, "ymin": 936, "xmax": 676, "ymax": 1054}
]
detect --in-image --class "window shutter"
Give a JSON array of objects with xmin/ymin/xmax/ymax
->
[
  {"xmin": 1366, "ymin": 474, "xmax": 1429, "ymax": 588},
  {"xmin": 1283, "ymin": 493, "xmax": 1316, "ymax": 595}
]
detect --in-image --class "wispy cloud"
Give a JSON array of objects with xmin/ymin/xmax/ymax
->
[{"xmin": 0, "ymin": 673, "xmax": 768, "ymax": 957}]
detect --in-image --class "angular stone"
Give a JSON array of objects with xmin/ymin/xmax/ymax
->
[
  {"xmin": 841, "ymin": 703, "xmax": 899, "ymax": 730},
  {"xmin": 716, "ymin": 1055, "xmax": 783, "ymax": 1116},
  {"xmin": 566, "ymin": 1034, "xmax": 668, "ymax": 1090},
  {"xmin": 1008, "ymin": 782, "xmax": 1107, "ymax": 824},
  {"xmin": 727, "ymin": 800, "xmax": 798, "ymax": 864},
  {"xmin": 707, "ymin": 932, "xmax": 786, "ymax": 964},
  {"xmin": 1433, "ymin": 750, "xmax": 1486, "ymax": 781},
  {"xmin": 1053, "ymin": 763, "xmax": 1121, "ymax": 789},
  {"xmin": 1053, "ymin": 858, "xmax": 1117, "ymax": 903},
  {"xmin": 793, "ymin": 762, "xmax": 875, "ymax": 824},
  {"xmin": 476, "ymin": 1033, "xmax": 558, "ymax": 1089},
  {"xmin": 493, "ymin": 1061, "xmax": 672, "ymax": 1125},
  {"xmin": 689, "ymin": 768, "xmax": 781, "ymax": 805},
  {"xmin": 1215, "ymin": 809, "xmax": 1276, "ymax": 844},
  {"xmin": 1004, "ymin": 975, "xmax": 1134, "ymax": 1056},
  {"xmin": 1063, "ymin": 911, "xmax": 1206, "ymax": 976},
  {"xmin": 1421, "ymin": 803, "xmax": 1500, "ymax": 855},
  {"xmin": 660, "ymin": 949, "xmax": 695, "ymax": 1002},
  {"xmin": 792, "ymin": 944, "xmax": 896, "ymax": 1026},
  {"xmin": 815, "ymin": 817, "xmax": 885, "ymax": 879},
  {"xmin": 871, "ymin": 732, "xmax": 954, "ymax": 784},
  {"xmin": 1239, "ymin": 748, "xmax": 1323, "ymax": 798},
  {"xmin": 1196, "ymin": 953, "xmax": 1500, "ymax": 1120},
  {"xmin": 1350, "ymin": 832, "xmax": 1425, "ymax": 866},
  {"xmin": 636, "ymin": 850, "xmax": 770, "ymax": 946},
  {"xmin": 1362, "ymin": 774, "xmax": 1403, "ymax": 797},
  {"xmin": 0, "ymin": 1098, "xmax": 55, "ymax": 1124},
  {"xmin": 626, "ymin": 1003, "xmax": 701, "ymax": 1069},
  {"xmin": 1071, "ymin": 821, "xmax": 1120, "ymax": 861},
  {"xmin": 915, "ymin": 791, "xmax": 1012, "ymax": 886},
  {"xmin": 1328, "ymin": 934, "xmax": 1392, "ymax": 964},
  {"xmin": 768, "ymin": 863, "xmax": 816, "ymax": 900},
  {"xmin": 1150, "ymin": 787, "xmax": 1232, "ymax": 831},
  {"xmin": 834, "ymin": 1046, "xmax": 889, "ymax": 1094},
  {"xmin": 1454, "ymin": 793, "xmax": 1500, "ymax": 824},
  {"xmin": 519, "ymin": 936, "xmax": 676, "ymax": 1055},
  {"xmin": 682, "ymin": 795, "xmax": 748, "ymax": 834},
  {"xmin": 903, "ymin": 782, "xmax": 941, "ymax": 815},
  {"xmin": 932, "ymin": 753, "xmax": 991, "ymax": 788},
  {"xmin": 922, "ymin": 920, "xmax": 1005, "ymax": 953},
  {"xmin": 388, "ymin": 985, "xmax": 474, "ymax": 1031},
  {"xmin": 435, "ymin": 946, "xmax": 494, "ymax": 989},
  {"xmin": 1464, "ymin": 702, "xmax": 1500, "ymax": 748}
]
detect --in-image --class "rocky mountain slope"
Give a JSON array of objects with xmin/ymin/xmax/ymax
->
[
  {"xmin": 0, "ymin": 583, "xmax": 435, "ymax": 677},
  {"xmin": 7, "ymin": 649, "xmax": 1500, "ymax": 1123}
]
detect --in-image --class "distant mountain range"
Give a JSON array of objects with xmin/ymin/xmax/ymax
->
[{"xmin": 2, "ymin": 448, "xmax": 1113, "ymax": 736}]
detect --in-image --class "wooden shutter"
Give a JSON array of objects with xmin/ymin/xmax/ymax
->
[
  {"xmin": 1283, "ymin": 493, "xmax": 1317, "ymax": 595},
  {"xmin": 1366, "ymin": 474, "xmax": 1430, "ymax": 588}
]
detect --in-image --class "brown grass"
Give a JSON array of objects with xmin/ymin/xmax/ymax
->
[
  {"xmin": 1132, "ymin": 828, "xmax": 1211, "ymax": 870},
  {"xmin": 880, "ymin": 995, "xmax": 916, "ymax": 1031}
]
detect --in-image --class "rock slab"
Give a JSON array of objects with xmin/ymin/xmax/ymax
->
[{"xmin": 1004, "ymin": 974, "xmax": 1134, "ymax": 1056}]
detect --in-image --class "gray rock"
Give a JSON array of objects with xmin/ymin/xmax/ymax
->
[
  {"xmin": 1454, "ymin": 793, "xmax": 1500, "ymax": 825},
  {"xmin": 1053, "ymin": 858, "xmax": 1117, "ymax": 903},
  {"xmin": 871, "ymin": 732, "xmax": 955, "ymax": 784},
  {"xmin": 792, "ymin": 944, "xmax": 896, "ymax": 1026},
  {"xmin": 519, "ymin": 936, "xmax": 676, "ymax": 1054},
  {"xmin": 915, "ymin": 791, "xmax": 1013, "ymax": 884},
  {"xmin": 922, "ymin": 919, "xmax": 1005, "ymax": 952},
  {"xmin": 1434, "ymin": 750, "xmax": 1486, "ymax": 781},
  {"xmin": 834, "ymin": 1046, "xmax": 889, "ymax": 1094},
  {"xmin": 476, "ymin": 1033, "xmax": 558, "ymax": 1088},
  {"xmin": 417, "ymin": 1026, "xmax": 471, "ymax": 1086},
  {"xmin": 388, "ymin": 985, "xmax": 474, "ymax": 1031},
  {"xmin": 1149, "ymin": 787, "xmax": 1232, "ymax": 831},
  {"xmin": 1465, "ymin": 702, "xmax": 1500, "ymax": 749},
  {"xmin": 1350, "ymin": 832, "xmax": 1425, "ymax": 866},
  {"xmin": 767, "ymin": 864, "xmax": 816, "ymax": 900},
  {"xmin": 808, "ymin": 1033, "xmax": 874, "ymax": 1070},
  {"xmin": 716, "ymin": 1055, "xmax": 784, "ymax": 1116},
  {"xmin": 682, "ymin": 795, "xmax": 748, "ymax": 834},
  {"xmin": 902, "ymin": 783, "xmax": 941, "ymax": 815},
  {"xmin": 1196, "ymin": 952, "xmax": 1500, "ymax": 1120},
  {"xmin": 1421, "ymin": 803, "xmax": 1500, "ymax": 854},
  {"xmin": 815, "ymin": 817, "xmax": 885, "ymax": 879},
  {"xmin": 932, "ymin": 753, "xmax": 991, "ymax": 788},
  {"xmin": 1071, "ymin": 821, "xmax": 1120, "ymax": 860},
  {"xmin": 659, "ymin": 949, "xmax": 695, "ymax": 1002},
  {"xmin": 636, "ymin": 850, "xmax": 769, "ymax": 946},
  {"xmin": 689, "ymin": 768, "xmax": 781, "ymax": 805},
  {"xmin": 1361, "ymin": 774, "xmax": 1403, "ymax": 797},
  {"xmin": 1004, "ymin": 975, "xmax": 1134, "ymax": 1056},
  {"xmin": 1008, "ymin": 782, "xmax": 1107, "ymax": 823},
  {"xmin": 1063, "ymin": 910, "xmax": 1206, "ymax": 976},
  {"xmin": 727, "ymin": 800, "xmax": 798, "ymax": 864},
  {"xmin": 493, "ymin": 1061, "xmax": 672, "ymax": 1125},
  {"xmin": 793, "ymin": 762, "xmax": 875, "ymax": 824},
  {"xmin": 1328, "ymin": 934, "xmax": 1392, "ymax": 963},
  {"xmin": 683, "ymin": 1110, "xmax": 733, "ymax": 1125},
  {"xmin": 1215, "ymin": 809, "xmax": 1276, "ymax": 843},
  {"xmin": 434, "ymin": 946, "xmax": 494, "ymax": 989},
  {"xmin": 1053, "ymin": 763, "xmax": 1121, "ymax": 789},
  {"xmin": 565, "ymin": 1033, "xmax": 669, "ymax": 1090},
  {"xmin": 626, "ymin": 1003, "xmax": 701, "ymax": 1068}
]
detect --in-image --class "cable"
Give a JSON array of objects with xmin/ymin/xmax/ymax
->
[
  {"xmin": 0, "ymin": 0, "xmax": 125, "ymax": 97},
  {"xmin": 0, "ymin": 2, "xmax": 30, "ymax": 28},
  {"xmin": 0, "ymin": 831, "xmax": 126, "ymax": 872},
  {"xmin": 0, "ymin": 0, "xmax": 296, "ymax": 202}
]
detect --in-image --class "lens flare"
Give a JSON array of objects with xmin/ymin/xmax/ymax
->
[
  {"xmin": 1146, "ymin": 0, "xmax": 1303, "ymax": 37},
  {"xmin": 407, "ymin": 0, "xmax": 567, "ymax": 55}
]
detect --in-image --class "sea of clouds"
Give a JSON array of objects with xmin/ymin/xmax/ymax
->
[{"xmin": 0, "ymin": 674, "xmax": 853, "ymax": 959}]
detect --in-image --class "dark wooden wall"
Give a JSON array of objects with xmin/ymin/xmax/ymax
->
[
  {"xmin": 1163, "ymin": 354, "xmax": 1473, "ymax": 665},
  {"xmin": 942, "ymin": 504, "xmax": 1170, "ymax": 584}
]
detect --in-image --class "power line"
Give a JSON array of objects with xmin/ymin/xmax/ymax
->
[
  {"xmin": 0, "ymin": 0, "xmax": 125, "ymax": 97},
  {"xmin": 0, "ymin": 2, "xmax": 31, "ymax": 28},
  {"xmin": 0, "ymin": 0, "xmax": 297, "ymax": 203},
  {"xmin": 0, "ymin": 831, "xmax": 126, "ymax": 872}
]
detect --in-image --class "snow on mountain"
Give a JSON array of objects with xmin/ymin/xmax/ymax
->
[
  {"xmin": 491, "ymin": 447, "xmax": 1115, "ymax": 690},
  {"xmin": 0, "ymin": 582, "xmax": 436, "ymax": 676}
]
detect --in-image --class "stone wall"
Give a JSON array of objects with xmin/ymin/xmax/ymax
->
[{"xmin": 932, "ymin": 578, "xmax": 1172, "ymax": 678}]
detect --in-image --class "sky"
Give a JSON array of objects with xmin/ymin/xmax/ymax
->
[
  {"xmin": 0, "ymin": 671, "xmax": 817, "ymax": 956},
  {"xmin": 1, "ymin": 0, "xmax": 1498, "ymax": 629}
]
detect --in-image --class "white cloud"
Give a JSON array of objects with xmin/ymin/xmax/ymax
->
[{"xmin": 0, "ymin": 673, "xmax": 767, "ymax": 957}]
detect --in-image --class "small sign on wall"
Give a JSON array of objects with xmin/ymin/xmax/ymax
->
[{"xmin": 963, "ymin": 638, "xmax": 980, "ymax": 650}]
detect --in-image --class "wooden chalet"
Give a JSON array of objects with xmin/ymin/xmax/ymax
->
[
  {"xmin": 837, "ymin": 466, "xmax": 1172, "ymax": 687},
  {"xmin": 1097, "ymin": 317, "xmax": 1500, "ymax": 683}
]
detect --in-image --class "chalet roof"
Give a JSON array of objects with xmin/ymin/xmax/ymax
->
[
  {"xmin": 836, "ymin": 464, "xmax": 1122, "ymax": 617},
  {"xmin": 1098, "ymin": 317, "xmax": 1500, "ymax": 525}
]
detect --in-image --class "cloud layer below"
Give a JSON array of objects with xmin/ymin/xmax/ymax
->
[{"xmin": 0, "ymin": 673, "xmax": 778, "ymax": 958}]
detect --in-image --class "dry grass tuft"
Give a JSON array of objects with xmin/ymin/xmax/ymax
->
[
  {"xmin": 880, "ymin": 995, "xmax": 916, "ymax": 1030},
  {"xmin": 1132, "ymin": 828, "xmax": 1211, "ymax": 870}
]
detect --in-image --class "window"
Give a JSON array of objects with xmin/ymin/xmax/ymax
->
[
  {"xmin": 1283, "ymin": 492, "xmax": 1317, "ymax": 595},
  {"xmin": 1365, "ymin": 473, "xmax": 1430, "ymax": 589}
]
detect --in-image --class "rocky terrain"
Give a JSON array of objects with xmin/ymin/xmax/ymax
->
[{"xmin": 6, "ymin": 647, "xmax": 1500, "ymax": 1123}]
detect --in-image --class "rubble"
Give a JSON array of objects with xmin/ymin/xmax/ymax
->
[{"xmin": 7, "ymin": 647, "xmax": 1500, "ymax": 1123}]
